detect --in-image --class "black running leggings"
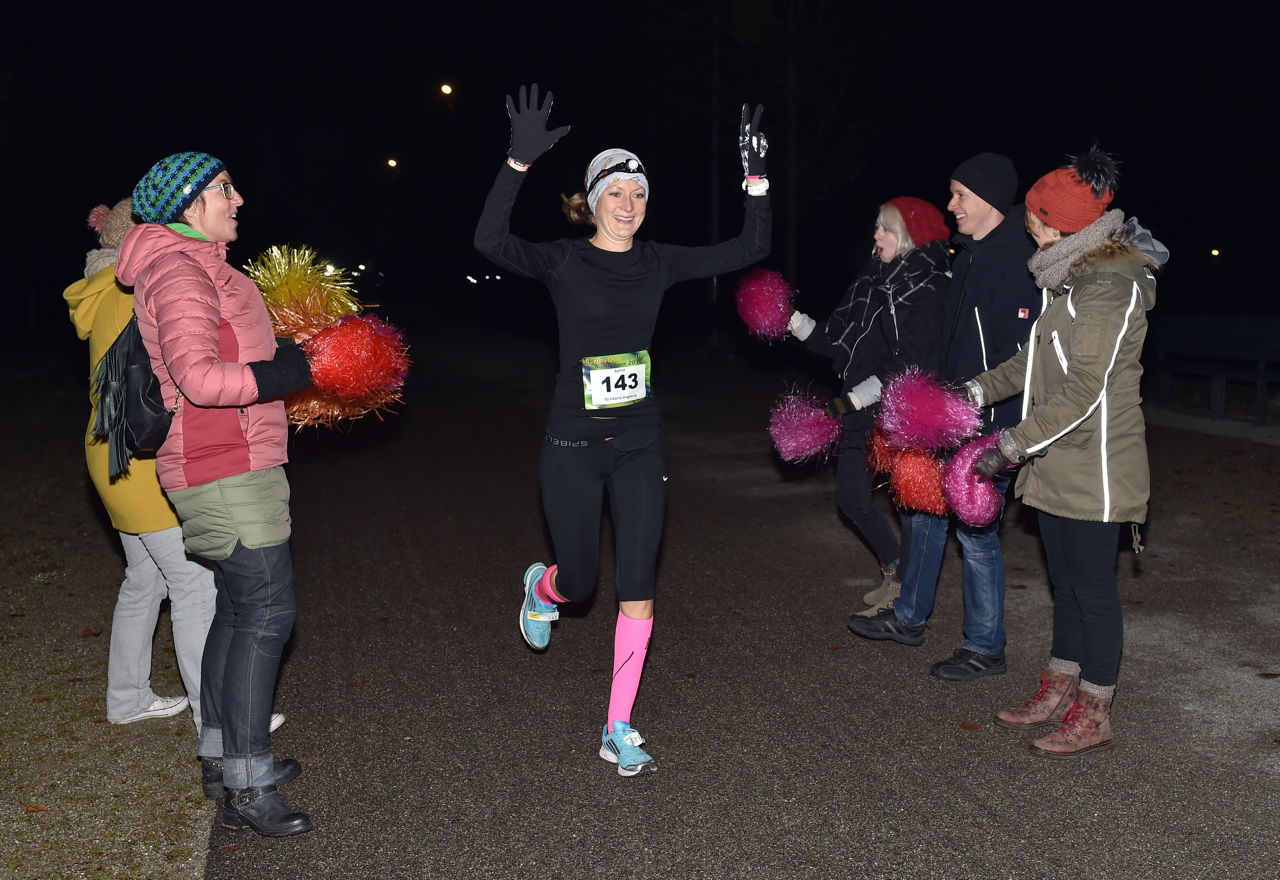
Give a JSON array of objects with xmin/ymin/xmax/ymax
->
[{"xmin": 538, "ymin": 434, "xmax": 667, "ymax": 603}]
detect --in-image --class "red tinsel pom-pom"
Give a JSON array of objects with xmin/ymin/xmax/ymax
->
[
  {"xmin": 736, "ymin": 268, "xmax": 795, "ymax": 341},
  {"xmin": 865, "ymin": 424, "xmax": 899, "ymax": 475},
  {"xmin": 878, "ymin": 366, "xmax": 981, "ymax": 452},
  {"xmin": 303, "ymin": 315, "xmax": 410, "ymax": 400},
  {"xmin": 943, "ymin": 431, "xmax": 1008, "ymax": 527},
  {"xmin": 769, "ymin": 389, "xmax": 843, "ymax": 463},
  {"xmin": 889, "ymin": 448, "xmax": 950, "ymax": 516}
]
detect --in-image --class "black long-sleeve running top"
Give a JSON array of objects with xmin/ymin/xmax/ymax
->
[{"xmin": 475, "ymin": 163, "xmax": 771, "ymax": 419}]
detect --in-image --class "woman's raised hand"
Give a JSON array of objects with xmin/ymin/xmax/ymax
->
[
  {"xmin": 739, "ymin": 104, "xmax": 768, "ymax": 178},
  {"xmin": 506, "ymin": 84, "xmax": 571, "ymax": 167}
]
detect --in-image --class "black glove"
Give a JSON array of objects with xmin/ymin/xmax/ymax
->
[
  {"xmin": 249, "ymin": 342, "xmax": 313, "ymax": 402},
  {"xmin": 739, "ymin": 103, "xmax": 768, "ymax": 178},
  {"xmin": 506, "ymin": 83, "xmax": 571, "ymax": 166},
  {"xmin": 972, "ymin": 446, "xmax": 1010, "ymax": 481}
]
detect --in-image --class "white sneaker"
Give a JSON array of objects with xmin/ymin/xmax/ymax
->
[
  {"xmin": 113, "ymin": 695, "xmax": 189, "ymax": 724},
  {"xmin": 269, "ymin": 712, "xmax": 286, "ymax": 733}
]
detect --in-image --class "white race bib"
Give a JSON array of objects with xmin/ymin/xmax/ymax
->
[{"xmin": 581, "ymin": 351, "xmax": 651, "ymax": 409}]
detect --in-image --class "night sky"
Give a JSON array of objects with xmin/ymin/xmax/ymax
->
[{"xmin": 4, "ymin": 3, "xmax": 1270, "ymax": 366}]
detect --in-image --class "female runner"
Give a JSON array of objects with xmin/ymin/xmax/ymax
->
[{"xmin": 474, "ymin": 84, "xmax": 771, "ymax": 776}]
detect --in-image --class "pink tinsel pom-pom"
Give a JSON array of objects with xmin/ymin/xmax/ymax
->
[
  {"xmin": 87, "ymin": 205, "xmax": 111, "ymax": 234},
  {"xmin": 736, "ymin": 268, "xmax": 795, "ymax": 341},
  {"xmin": 943, "ymin": 431, "xmax": 1010, "ymax": 527},
  {"xmin": 769, "ymin": 389, "xmax": 843, "ymax": 463},
  {"xmin": 878, "ymin": 366, "xmax": 981, "ymax": 452},
  {"xmin": 890, "ymin": 448, "xmax": 950, "ymax": 516}
]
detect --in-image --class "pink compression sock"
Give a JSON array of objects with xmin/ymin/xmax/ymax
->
[
  {"xmin": 607, "ymin": 611, "xmax": 653, "ymax": 732},
  {"xmin": 535, "ymin": 565, "xmax": 560, "ymax": 606}
]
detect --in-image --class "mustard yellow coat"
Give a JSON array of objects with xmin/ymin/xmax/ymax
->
[{"xmin": 64, "ymin": 265, "xmax": 181, "ymax": 534}]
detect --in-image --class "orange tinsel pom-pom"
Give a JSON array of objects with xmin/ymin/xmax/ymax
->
[
  {"xmin": 865, "ymin": 424, "xmax": 899, "ymax": 475},
  {"xmin": 889, "ymin": 448, "xmax": 951, "ymax": 516}
]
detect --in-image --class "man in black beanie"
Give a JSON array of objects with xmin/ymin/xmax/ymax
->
[{"xmin": 850, "ymin": 152, "xmax": 1042, "ymax": 682}]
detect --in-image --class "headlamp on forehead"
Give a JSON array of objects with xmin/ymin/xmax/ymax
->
[{"xmin": 588, "ymin": 158, "xmax": 646, "ymax": 195}]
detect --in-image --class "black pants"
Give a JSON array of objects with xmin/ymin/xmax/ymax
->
[
  {"xmin": 1038, "ymin": 511, "xmax": 1123, "ymax": 687},
  {"xmin": 539, "ymin": 433, "xmax": 666, "ymax": 603},
  {"xmin": 835, "ymin": 446, "xmax": 905, "ymax": 570}
]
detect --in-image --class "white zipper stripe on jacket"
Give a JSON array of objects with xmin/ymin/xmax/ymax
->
[
  {"xmin": 974, "ymin": 307, "xmax": 988, "ymax": 372},
  {"xmin": 1050, "ymin": 330, "xmax": 1069, "ymax": 373},
  {"xmin": 1021, "ymin": 289, "xmax": 1052, "ymax": 421},
  {"xmin": 1024, "ymin": 282, "xmax": 1141, "ymax": 523}
]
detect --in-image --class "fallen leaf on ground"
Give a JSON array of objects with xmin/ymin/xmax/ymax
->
[
  {"xmin": 25, "ymin": 805, "xmax": 47, "ymax": 813},
  {"xmin": 1008, "ymin": 584, "xmax": 1026, "ymax": 590},
  {"xmin": 80, "ymin": 629, "xmax": 101, "ymax": 638},
  {"xmin": 33, "ymin": 697, "xmax": 52, "ymax": 703},
  {"xmin": 377, "ymin": 617, "xmax": 390, "ymax": 622},
  {"xmin": 347, "ymin": 680, "xmax": 365, "ymax": 687},
  {"xmin": 830, "ymin": 644, "xmax": 844, "ymax": 650},
  {"xmin": 92, "ymin": 718, "xmax": 107, "ymax": 723},
  {"xmin": 67, "ymin": 677, "xmax": 82, "ymax": 683},
  {"xmin": 222, "ymin": 844, "xmax": 249, "ymax": 854},
  {"xmin": 959, "ymin": 722, "xmax": 981, "ymax": 731},
  {"xmin": 1258, "ymin": 673, "xmax": 1280, "ymax": 679},
  {"xmin": 685, "ymin": 673, "xmax": 697, "ymax": 679},
  {"xmin": 8, "ymin": 612, "xmax": 24, "ymax": 618},
  {"xmin": 493, "ymin": 698, "xmax": 507, "ymax": 704},
  {"xmin": 1128, "ymin": 599, "xmax": 1144, "ymax": 605}
]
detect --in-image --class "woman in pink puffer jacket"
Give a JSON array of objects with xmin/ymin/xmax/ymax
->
[{"xmin": 117, "ymin": 152, "xmax": 314, "ymax": 838}]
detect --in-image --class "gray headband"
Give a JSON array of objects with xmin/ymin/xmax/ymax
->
[{"xmin": 586, "ymin": 149, "xmax": 649, "ymax": 215}]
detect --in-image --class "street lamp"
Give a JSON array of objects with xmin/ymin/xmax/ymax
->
[{"xmin": 441, "ymin": 84, "xmax": 453, "ymax": 95}]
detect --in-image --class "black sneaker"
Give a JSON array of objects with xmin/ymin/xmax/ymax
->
[
  {"xmin": 929, "ymin": 648, "xmax": 1007, "ymax": 681},
  {"xmin": 847, "ymin": 605, "xmax": 926, "ymax": 646}
]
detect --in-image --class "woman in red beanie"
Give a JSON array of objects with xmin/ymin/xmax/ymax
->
[
  {"xmin": 965, "ymin": 147, "xmax": 1167, "ymax": 757},
  {"xmin": 788, "ymin": 197, "xmax": 951, "ymax": 616}
]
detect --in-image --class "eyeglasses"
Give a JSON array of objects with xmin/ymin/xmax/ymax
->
[
  {"xmin": 588, "ymin": 159, "xmax": 646, "ymax": 195},
  {"xmin": 203, "ymin": 182, "xmax": 236, "ymax": 200}
]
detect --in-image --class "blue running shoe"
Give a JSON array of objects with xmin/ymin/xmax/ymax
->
[
  {"xmin": 600, "ymin": 722, "xmax": 657, "ymax": 777},
  {"xmin": 519, "ymin": 562, "xmax": 558, "ymax": 650}
]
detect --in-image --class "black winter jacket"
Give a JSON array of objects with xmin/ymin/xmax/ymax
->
[
  {"xmin": 805, "ymin": 238, "xmax": 949, "ymax": 441},
  {"xmin": 927, "ymin": 206, "xmax": 1041, "ymax": 430}
]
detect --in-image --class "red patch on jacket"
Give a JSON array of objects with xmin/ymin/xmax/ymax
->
[{"xmin": 1018, "ymin": 308, "xmax": 1030, "ymax": 319}]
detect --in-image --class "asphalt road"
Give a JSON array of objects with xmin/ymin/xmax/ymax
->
[{"xmin": 202, "ymin": 324, "xmax": 1280, "ymax": 879}]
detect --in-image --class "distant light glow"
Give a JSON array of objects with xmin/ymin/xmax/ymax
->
[
  {"xmin": 441, "ymin": 84, "xmax": 453, "ymax": 95},
  {"xmin": 324, "ymin": 265, "xmax": 335, "ymax": 275},
  {"xmin": 388, "ymin": 159, "xmax": 398, "ymax": 167},
  {"xmin": 1211, "ymin": 249, "xmax": 1220, "ymax": 256},
  {"xmin": 949, "ymin": 248, "xmax": 956, "ymax": 254},
  {"xmin": 358, "ymin": 264, "xmax": 366, "ymax": 270},
  {"xmin": 466, "ymin": 275, "xmax": 477, "ymax": 284},
  {"xmin": 495, "ymin": 275, "xmax": 501, "ymax": 280}
]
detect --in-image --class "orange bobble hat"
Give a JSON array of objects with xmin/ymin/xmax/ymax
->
[
  {"xmin": 886, "ymin": 196, "xmax": 950, "ymax": 246},
  {"xmin": 1025, "ymin": 145, "xmax": 1121, "ymax": 234}
]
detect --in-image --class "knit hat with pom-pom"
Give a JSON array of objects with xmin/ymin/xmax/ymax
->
[
  {"xmin": 886, "ymin": 197, "xmax": 950, "ymax": 247},
  {"xmin": 132, "ymin": 152, "xmax": 225, "ymax": 224},
  {"xmin": 87, "ymin": 198, "xmax": 135, "ymax": 248},
  {"xmin": 1025, "ymin": 146, "xmax": 1120, "ymax": 234}
]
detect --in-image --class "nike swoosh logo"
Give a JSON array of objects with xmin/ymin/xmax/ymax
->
[{"xmin": 662, "ymin": 476, "xmax": 668, "ymax": 481}]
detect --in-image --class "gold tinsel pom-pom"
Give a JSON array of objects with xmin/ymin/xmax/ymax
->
[{"xmin": 244, "ymin": 245, "xmax": 362, "ymax": 339}]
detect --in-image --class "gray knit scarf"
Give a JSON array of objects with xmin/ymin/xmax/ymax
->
[
  {"xmin": 1027, "ymin": 209, "xmax": 1124, "ymax": 290},
  {"xmin": 84, "ymin": 247, "xmax": 119, "ymax": 280}
]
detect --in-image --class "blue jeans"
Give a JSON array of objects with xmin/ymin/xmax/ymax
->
[
  {"xmin": 895, "ymin": 479, "xmax": 1008, "ymax": 656},
  {"xmin": 198, "ymin": 540, "xmax": 297, "ymax": 789}
]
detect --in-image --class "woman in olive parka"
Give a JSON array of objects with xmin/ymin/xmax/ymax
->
[{"xmin": 966, "ymin": 147, "xmax": 1167, "ymax": 758}]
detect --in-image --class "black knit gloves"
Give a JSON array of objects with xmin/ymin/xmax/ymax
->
[
  {"xmin": 506, "ymin": 84, "xmax": 571, "ymax": 167},
  {"xmin": 739, "ymin": 104, "xmax": 768, "ymax": 178},
  {"xmin": 249, "ymin": 342, "xmax": 313, "ymax": 402}
]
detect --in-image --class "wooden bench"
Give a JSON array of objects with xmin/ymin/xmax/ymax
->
[{"xmin": 1143, "ymin": 316, "xmax": 1280, "ymax": 426}]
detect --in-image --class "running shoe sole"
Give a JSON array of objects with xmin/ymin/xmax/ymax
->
[{"xmin": 599, "ymin": 744, "xmax": 657, "ymax": 777}]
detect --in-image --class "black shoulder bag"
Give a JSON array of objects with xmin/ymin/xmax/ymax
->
[{"xmin": 91, "ymin": 312, "xmax": 180, "ymax": 478}]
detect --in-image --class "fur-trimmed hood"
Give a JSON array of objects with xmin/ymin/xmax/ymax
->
[{"xmin": 1067, "ymin": 236, "xmax": 1158, "ymax": 311}]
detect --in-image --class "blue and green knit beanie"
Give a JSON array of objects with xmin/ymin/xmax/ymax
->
[{"xmin": 131, "ymin": 152, "xmax": 226, "ymax": 224}]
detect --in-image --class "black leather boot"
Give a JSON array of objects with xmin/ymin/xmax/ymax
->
[
  {"xmin": 220, "ymin": 785, "xmax": 313, "ymax": 837},
  {"xmin": 201, "ymin": 757, "xmax": 303, "ymax": 799}
]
